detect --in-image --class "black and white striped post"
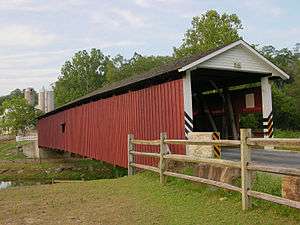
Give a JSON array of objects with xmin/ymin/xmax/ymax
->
[
  {"xmin": 263, "ymin": 111, "xmax": 273, "ymax": 138},
  {"xmin": 184, "ymin": 112, "xmax": 193, "ymax": 138},
  {"xmin": 183, "ymin": 70, "xmax": 193, "ymax": 139},
  {"xmin": 261, "ymin": 77, "xmax": 274, "ymax": 139}
]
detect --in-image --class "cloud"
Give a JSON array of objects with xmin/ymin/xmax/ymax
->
[
  {"xmin": 0, "ymin": 0, "xmax": 86, "ymax": 12},
  {"xmin": 134, "ymin": 0, "xmax": 149, "ymax": 7},
  {"xmin": 111, "ymin": 8, "xmax": 146, "ymax": 27},
  {"xmin": 0, "ymin": 53, "xmax": 59, "ymax": 94},
  {"xmin": 134, "ymin": 0, "xmax": 184, "ymax": 8},
  {"xmin": 0, "ymin": 25, "xmax": 57, "ymax": 49},
  {"xmin": 0, "ymin": 49, "xmax": 67, "ymax": 95},
  {"xmin": 0, "ymin": 68, "xmax": 58, "ymax": 79},
  {"xmin": 0, "ymin": 68, "xmax": 57, "ymax": 95},
  {"xmin": 90, "ymin": 8, "xmax": 147, "ymax": 29},
  {"xmin": 0, "ymin": 38, "xmax": 146, "ymax": 95},
  {"xmin": 242, "ymin": 0, "xmax": 285, "ymax": 18}
]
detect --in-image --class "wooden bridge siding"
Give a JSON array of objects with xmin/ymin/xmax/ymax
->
[{"xmin": 37, "ymin": 79, "xmax": 185, "ymax": 168}]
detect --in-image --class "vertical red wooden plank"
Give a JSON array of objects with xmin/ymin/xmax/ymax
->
[{"xmin": 37, "ymin": 79, "xmax": 185, "ymax": 168}]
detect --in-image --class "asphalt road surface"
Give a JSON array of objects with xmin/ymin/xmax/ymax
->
[{"xmin": 222, "ymin": 148, "xmax": 300, "ymax": 169}]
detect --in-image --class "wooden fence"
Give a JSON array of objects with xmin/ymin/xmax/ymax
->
[
  {"xmin": 128, "ymin": 129, "xmax": 300, "ymax": 210},
  {"xmin": 16, "ymin": 135, "xmax": 38, "ymax": 142}
]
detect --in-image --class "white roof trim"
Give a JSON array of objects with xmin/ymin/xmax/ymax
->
[{"xmin": 178, "ymin": 40, "xmax": 289, "ymax": 80}]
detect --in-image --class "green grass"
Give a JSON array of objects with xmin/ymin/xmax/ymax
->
[
  {"xmin": 0, "ymin": 172, "xmax": 299, "ymax": 225},
  {"xmin": 0, "ymin": 140, "xmax": 29, "ymax": 160},
  {"xmin": 0, "ymin": 140, "xmax": 127, "ymax": 181},
  {"xmin": 0, "ymin": 159, "xmax": 127, "ymax": 181},
  {"xmin": 274, "ymin": 130, "xmax": 300, "ymax": 138},
  {"xmin": 274, "ymin": 130, "xmax": 300, "ymax": 151}
]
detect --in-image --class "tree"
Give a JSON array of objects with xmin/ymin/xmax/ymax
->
[
  {"xmin": 106, "ymin": 53, "xmax": 172, "ymax": 84},
  {"xmin": 260, "ymin": 46, "xmax": 297, "ymax": 86},
  {"xmin": 272, "ymin": 86, "xmax": 300, "ymax": 130},
  {"xmin": 286, "ymin": 59, "xmax": 300, "ymax": 116},
  {"xmin": 259, "ymin": 45, "xmax": 300, "ymax": 130},
  {"xmin": 54, "ymin": 48, "xmax": 110, "ymax": 107},
  {"xmin": 173, "ymin": 10, "xmax": 242, "ymax": 58},
  {"xmin": 0, "ymin": 89, "xmax": 24, "ymax": 115},
  {"xmin": 10, "ymin": 89, "xmax": 23, "ymax": 98},
  {"xmin": 0, "ymin": 96, "xmax": 42, "ymax": 135}
]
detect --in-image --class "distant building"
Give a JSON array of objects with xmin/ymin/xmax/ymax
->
[
  {"xmin": 37, "ymin": 87, "xmax": 54, "ymax": 113},
  {"xmin": 24, "ymin": 88, "xmax": 35, "ymax": 106},
  {"xmin": 38, "ymin": 87, "xmax": 45, "ymax": 112},
  {"xmin": 294, "ymin": 43, "xmax": 300, "ymax": 58}
]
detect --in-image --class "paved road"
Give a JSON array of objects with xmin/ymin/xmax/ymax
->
[{"xmin": 222, "ymin": 148, "xmax": 300, "ymax": 169}]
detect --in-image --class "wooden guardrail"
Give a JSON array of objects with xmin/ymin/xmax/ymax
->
[
  {"xmin": 16, "ymin": 135, "xmax": 37, "ymax": 142},
  {"xmin": 128, "ymin": 129, "xmax": 300, "ymax": 210}
]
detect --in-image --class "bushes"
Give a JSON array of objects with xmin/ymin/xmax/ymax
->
[
  {"xmin": 239, "ymin": 113, "xmax": 262, "ymax": 130},
  {"xmin": 272, "ymin": 86, "xmax": 300, "ymax": 130}
]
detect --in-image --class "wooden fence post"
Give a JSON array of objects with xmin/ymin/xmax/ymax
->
[
  {"xmin": 160, "ymin": 132, "xmax": 167, "ymax": 185},
  {"xmin": 240, "ymin": 129, "xmax": 252, "ymax": 210},
  {"xmin": 128, "ymin": 134, "xmax": 135, "ymax": 176}
]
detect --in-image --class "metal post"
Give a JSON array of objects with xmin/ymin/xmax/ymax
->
[{"xmin": 240, "ymin": 129, "xmax": 252, "ymax": 210}]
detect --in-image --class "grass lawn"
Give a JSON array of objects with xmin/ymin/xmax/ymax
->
[
  {"xmin": 0, "ymin": 160, "xmax": 127, "ymax": 181},
  {"xmin": 0, "ymin": 140, "xmax": 28, "ymax": 160},
  {"xmin": 274, "ymin": 130, "xmax": 300, "ymax": 138},
  {"xmin": 0, "ymin": 172, "xmax": 299, "ymax": 225},
  {"xmin": 274, "ymin": 130, "xmax": 300, "ymax": 151},
  {"xmin": 0, "ymin": 140, "xmax": 127, "ymax": 181}
]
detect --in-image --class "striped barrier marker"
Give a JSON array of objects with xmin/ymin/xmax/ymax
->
[
  {"xmin": 212, "ymin": 132, "xmax": 221, "ymax": 159},
  {"xmin": 184, "ymin": 111, "xmax": 193, "ymax": 139},
  {"xmin": 263, "ymin": 111, "xmax": 273, "ymax": 138}
]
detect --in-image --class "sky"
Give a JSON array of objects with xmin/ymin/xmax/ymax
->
[{"xmin": 0, "ymin": 0, "xmax": 299, "ymax": 96}]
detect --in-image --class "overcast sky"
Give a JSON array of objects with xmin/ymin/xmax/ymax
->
[{"xmin": 0, "ymin": 0, "xmax": 299, "ymax": 96}]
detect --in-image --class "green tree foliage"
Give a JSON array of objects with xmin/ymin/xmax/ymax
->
[
  {"xmin": 285, "ymin": 60, "xmax": 300, "ymax": 122},
  {"xmin": 173, "ymin": 10, "xmax": 242, "ymax": 58},
  {"xmin": 260, "ymin": 46, "xmax": 297, "ymax": 85},
  {"xmin": 106, "ymin": 53, "xmax": 171, "ymax": 83},
  {"xmin": 54, "ymin": 49, "xmax": 110, "ymax": 107},
  {"xmin": 240, "ymin": 113, "xmax": 261, "ymax": 129},
  {"xmin": 259, "ymin": 46, "xmax": 300, "ymax": 130},
  {"xmin": 54, "ymin": 50, "xmax": 172, "ymax": 107},
  {"xmin": 272, "ymin": 86, "xmax": 300, "ymax": 130},
  {"xmin": 0, "ymin": 89, "xmax": 24, "ymax": 115},
  {"xmin": 9, "ymin": 89, "xmax": 23, "ymax": 98},
  {"xmin": 0, "ymin": 96, "xmax": 42, "ymax": 135}
]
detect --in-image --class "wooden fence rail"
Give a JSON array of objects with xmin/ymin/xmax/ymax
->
[
  {"xmin": 16, "ymin": 135, "xmax": 38, "ymax": 142},
  {"xmin": 128, "ymin": 129, "xmax": 300, "ymax": 210}
]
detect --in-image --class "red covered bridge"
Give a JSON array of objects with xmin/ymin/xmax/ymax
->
[{"xmin": 37, "ymin": 40, "xmax": 289, "ymax": 168}]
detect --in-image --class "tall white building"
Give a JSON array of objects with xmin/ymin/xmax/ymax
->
[
  {"xmin": 38, "ymin": 87, "xmax": 54, "ymax": 113},
  {"xmin": 38, "ymin": 87, "xmax": 45, "ymax": 112}
]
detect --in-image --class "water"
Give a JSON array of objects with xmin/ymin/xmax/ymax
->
[
  {"xmin": 0, "ymin": 180, "xmax": 51, "ymax": 190},
  {"xmin": 0, "ymin": 181, "xmax": 12, "ymax": 189}
]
